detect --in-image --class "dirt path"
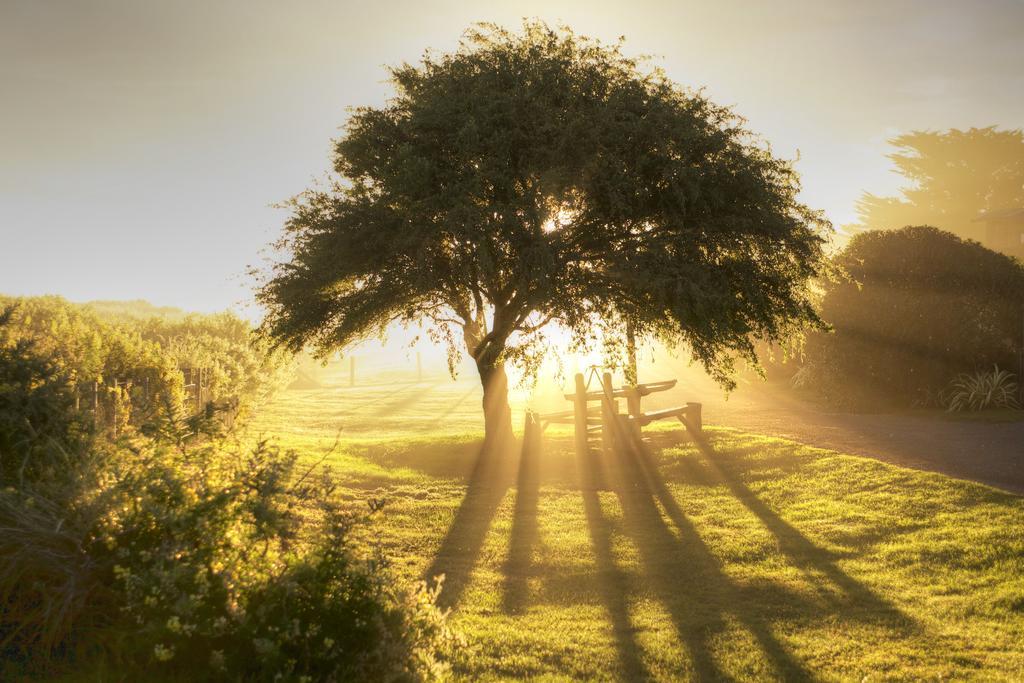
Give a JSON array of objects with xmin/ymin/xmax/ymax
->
[{"xmin": 689, "ymin": 382, "xmax": 1024, "ymax": 495}]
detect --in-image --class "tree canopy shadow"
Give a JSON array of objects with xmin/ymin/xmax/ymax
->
[{"xmin": 358, "ymin": 437, "xmax": 483, "ymax": 481}]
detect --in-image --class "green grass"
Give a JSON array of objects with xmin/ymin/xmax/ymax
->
[{"xmin": 247, "ymin": 372, "xmax": 1024, "ymax": 681}]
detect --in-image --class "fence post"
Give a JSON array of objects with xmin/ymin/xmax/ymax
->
[
  {"xmin": 112, "ymin": 380, "xmax": 117, "ymax": 438},
  {"xmin": 573, "ymin": 373, "xmax": 589, "ymax": 460},
  {"xmin": 601, "ymin": 372, "xmax": 618, "ymax": 455},
  {"xmin": 625, "ymin": 386, "xmax": 642, "ymax": 443},
  {"xmin": 182, "ymin": 368, "xmax": 189, "ymax": 410}
]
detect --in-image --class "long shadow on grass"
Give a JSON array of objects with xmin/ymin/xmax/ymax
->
[
  {"xmin": 501, "ymin": 422, "xmax": 540, "ymax": 615},
  {"xmin": 593, "ymin": 417, "xmax": 815, "ymax": 680},
  {"xmin": 688, "ymin": 431, "xmax": 916, "ymax": 628},
  {"xmin": 425, "ymin": 437, "xmax": 517, "ymax": 610},
  {"xmin": 576, "ymin": 439, "xmax": 650, "ymax": 680},
  {"xmin": 336, "ymin": 382, "xmax": 415, "ymax": 416},
  {"xmin": 375, "ymin": 383, "xmax": 440, "ymax": 417},
  {"xmin": 437, "ymin": 386, "xmax": 480, "ymax": 422}
]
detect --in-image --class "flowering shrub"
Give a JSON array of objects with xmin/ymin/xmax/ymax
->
[{"xmin": 99, "ymin": 439, "xmax": 456, "ymax": 680}]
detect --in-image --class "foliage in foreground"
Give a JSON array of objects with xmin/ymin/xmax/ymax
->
[
  {"xmin": 0, "ymin": 441, "xmax": 455, "ymax": 680},
  {"xmin": 0, "ymin": 314, "xmax": 90, "ymax": 486},
  {"xmin": 799, "ymin": 226, "xmax": 1024, "ymax": 408},
  {"xmin": 0, "ymin": 318, "xmax": 455, "ymax": 681}
]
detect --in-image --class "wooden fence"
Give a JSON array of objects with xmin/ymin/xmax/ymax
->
[{"xmin": 74, "ymin": 367, "xmax": 235, "ymax": 436}]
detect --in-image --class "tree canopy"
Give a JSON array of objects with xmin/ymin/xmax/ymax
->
[
  {"xmin": 849, "ymin": 127, "xmax": 1024, "ymax": 242},
  {"xmin": 803, "ymin": 226, "xmax": 1024, "ymax": 407},
  {"xmin": 257, "ymin": 22, "xmax": 831, "ymax": 439}
]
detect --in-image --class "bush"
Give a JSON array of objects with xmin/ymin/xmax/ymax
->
[
  {"xmin": 802, "ymin": 226, "xmax": 1024, "ymax": 408},
  {"xmin": 0, "ymin": 315, "xmax": 455, "ymax": 680},
  {"xmin": 100, "ymin": 439, "xmax": 455, "ymax": 681},
  {"xmin": 944, "ymin": 366, "xmax": 1020, "ymax": 412},
  {"xmin": 0, "ymin": 307, "xmax": 90, "ymax": 487},
  {"xmin": 0, "ymin": 296, "xmax": 293, "ymax": 434},
  {"xmin": 136, "ymin": 312, "xmax": 293, "ymax": 409},
  {"xmin": 1, "ymin": 437, "xmax": 456, "ymax": 680}
]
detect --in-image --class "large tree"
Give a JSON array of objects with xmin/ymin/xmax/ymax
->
[
  {"xmin": 849, "ymin": 127, "xmax": 1024, "ymax": 242},
  {"xmin": 257, "ymin": 23, "xmax": 830, "ymax": 445}
]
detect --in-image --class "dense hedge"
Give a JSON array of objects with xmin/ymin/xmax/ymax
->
[
  {"xmin": 799, "ymin": 226, "xmax": 1024, "ymax": 407},
  {"xmin": 0, "ymin": 300, "xmax": 456, "ymax": 679},
  {"xmin": 0, "ymin": 296, "xmax": 292, "ymax": 433}
]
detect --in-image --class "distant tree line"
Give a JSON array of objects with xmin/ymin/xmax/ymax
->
[
  {"xmin": 776, "ymin": 227, "xmax": 1024, "ymax": 409},
  {"xmin": 848, "ymin": 126, "xmax": 1024, "ymax": 252},
  {"xmin": 0, "ymin": 295, "xmax": 292, "ymax": 435}
]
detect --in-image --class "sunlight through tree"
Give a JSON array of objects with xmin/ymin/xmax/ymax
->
[{"xmin": 256, "ymin": 22, "xmax": 831, "ymax": 447}]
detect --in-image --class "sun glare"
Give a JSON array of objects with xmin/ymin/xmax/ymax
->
[{"xmin": 541, "ymin": 206, "xmax": 574, "ymax": 233}]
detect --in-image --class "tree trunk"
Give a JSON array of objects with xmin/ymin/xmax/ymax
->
[{"xmin": 476, "ymin": 358, "xmax": 514, "ymax": 451}]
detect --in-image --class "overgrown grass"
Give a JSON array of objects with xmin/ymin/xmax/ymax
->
[{"xmin": 249, "ymin": 373, "xmax": 1024, "ymax": 681}]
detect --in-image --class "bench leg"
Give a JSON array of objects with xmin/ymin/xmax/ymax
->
[{"xmin": 686, "ymin": 402, "xmax": 702, "ymax": 433}]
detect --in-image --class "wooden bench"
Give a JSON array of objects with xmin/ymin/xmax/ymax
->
[
  {"xmin": 526, "ymin": 371, "xmax": 701, "ymax": 457},
  {"xmin": 627, "ymin": 403, "xmax": 702, "ymax": 429}
]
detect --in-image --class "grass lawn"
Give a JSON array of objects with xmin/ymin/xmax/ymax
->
[{"xmin": 247, "ymin": 375, "xmax": 1024, "ymax": 681}]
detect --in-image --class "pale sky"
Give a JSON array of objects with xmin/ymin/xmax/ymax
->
[{"xmin": 2, "ymin": 0, "xmax": 1022, "ymax": 313}]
